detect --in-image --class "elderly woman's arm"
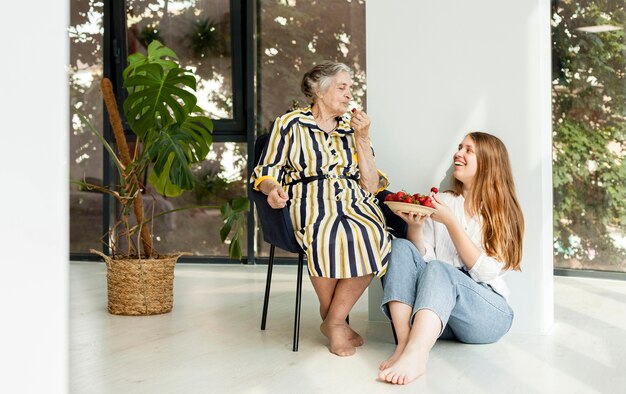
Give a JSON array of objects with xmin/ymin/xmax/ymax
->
[
  {"xmin": 258, "ymin": 178, "xmax": 289, "ymax": 209},
  {"xmin": 351, "ymin": 110, "xmax": 380, "ymax": 194},
  {"xmin": 251, "ymin": 118, "xmax": 291, "ymax": 208},
  {"xmin": 354, "ymin": 137, "xmax": 379, "ymax": 193}
]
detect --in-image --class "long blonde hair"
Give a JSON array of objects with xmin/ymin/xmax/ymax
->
[{"xmin": 452, "ymin": 132, "xmax": 524, "ymax": 271}]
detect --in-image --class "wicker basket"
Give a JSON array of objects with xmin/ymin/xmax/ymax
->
[{"xmin": 91, "ymin": 250, "xmax": 184, "ymax": 316}]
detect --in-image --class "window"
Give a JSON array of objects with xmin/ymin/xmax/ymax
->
[
  {"xmin": 69, "ymin": 0, "xmax": 252, "ymax": 260},
  {"xmin": 551, "ymin": 1, "xmax": 626, "ymax": 273}
]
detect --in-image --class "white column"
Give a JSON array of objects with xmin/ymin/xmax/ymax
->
[{"xmin": 0, "ymin": 0, "xmax": 69, "ymax": 392}]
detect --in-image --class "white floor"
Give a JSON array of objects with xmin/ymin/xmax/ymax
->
[{"xmin": 70, "ymin": 262, "xmax": 626, "ymax": 394}]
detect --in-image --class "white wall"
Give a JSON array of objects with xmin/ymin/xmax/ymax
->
[
  {"xmin": 0, "ymin": 1, "xmax": 69, "ymax": 392},
  {"xmin": 366, "ymin": 0, "xmax": 553, "ymax": 334}
]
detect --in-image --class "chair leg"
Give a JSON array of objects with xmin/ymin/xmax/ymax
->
[
  {"xmin": 261, "ymin": 245, "xmax": 275, "ymax": 330},
  {"xmin": 292, "ymin": 252, "xmax": 304, "ymax": 352}
]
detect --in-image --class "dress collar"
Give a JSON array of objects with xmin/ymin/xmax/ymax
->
[{"xmin": 297, "ymin": 105, "xmax": 353, "ymax": 134}]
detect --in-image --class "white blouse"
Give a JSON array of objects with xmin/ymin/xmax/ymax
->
[{"xmin": 421, "ymin": 192, "xmax": 510, "ymax": 300}]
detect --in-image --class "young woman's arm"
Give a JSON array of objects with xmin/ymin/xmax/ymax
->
[
  {"xmin": 430, "ymin": 194, "xmax": 482, "ymax": 269},
  {"xmin": 441, "ymin": 218, "xmax": 482, "ymax": 270},
  {"xmin": 467, "ymin": 253, "xmax": 507, "ymax": 282}
]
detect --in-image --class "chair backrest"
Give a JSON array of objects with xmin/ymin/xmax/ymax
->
[
  {"xmin": 252, "ymin": 133, "xmax": 302, "ymax": 253},
  {"xmin": 254, "ymin": 133, "xmax": 271, "ymax": 166}
]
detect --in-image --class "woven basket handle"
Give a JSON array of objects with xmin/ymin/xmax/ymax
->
[
  {"xmin": 89, "ymin": 249, "xmax": 192, "ymax": 261},
  {"xmin": 89, "ymin": 249, "xmax": 110, "ymax": 261}
]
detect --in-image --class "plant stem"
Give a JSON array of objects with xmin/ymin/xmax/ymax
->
[{"xmin": 101, "ymin": 78, "xmax": 154, "ymax": 257}]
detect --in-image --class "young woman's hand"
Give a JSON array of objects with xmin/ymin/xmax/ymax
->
[
  {"xmin": 394, "ymin": 211, "xmax": 430, "ymax": 228},
  {"xmin": 430, "ymin": 193, "xmax": 456, "ymax": 226}
]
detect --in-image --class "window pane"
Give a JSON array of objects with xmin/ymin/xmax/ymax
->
[
  {"xmin": 126, "ymin": 0, "xmax": 234, "ymax": 119},
  {"xmin": 258, "ymin": 0, "xmax": 366, "ymax": 133},
  {"xmin": 146, "ymin": 142, "xmax": 248, "ymax": 257},
  {"xmin": 69, "ymin": 0, "xmax": 104, "ymax": 253},
  {"xmin": 552, "ymin": 1, "xmax": 626, "ymax": 272}
]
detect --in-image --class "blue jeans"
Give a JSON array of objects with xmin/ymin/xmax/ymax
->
[{"xmin": 381, "ymin": 239, "xmax": 513, "ymax": 344}]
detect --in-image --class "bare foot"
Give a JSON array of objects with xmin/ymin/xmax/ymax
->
[
  {"xmin": 347, "ymin": 326, "xmax": 364, "ymax": 347},
  {"xmin": 379, "ymin": 343, "xmax": 406, "ymax": 371},
  {"xmin": 378, "ymin": 349, "xmax": 427, "ymax": 385},
  {"xmin": 320, "ymin": 322, "xmax": 356, "ymax": 357}
]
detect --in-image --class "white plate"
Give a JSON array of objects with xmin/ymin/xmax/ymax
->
[{"xmin": 384, "ymin": 201, "xmax": 435, "ymax": 215}]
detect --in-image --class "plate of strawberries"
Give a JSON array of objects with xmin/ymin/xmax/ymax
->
[{"xmin": 383, "ymin": 187, "xmax": 439, "ymax": 215}]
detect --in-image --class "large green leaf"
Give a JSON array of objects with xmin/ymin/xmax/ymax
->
[
  {"xmin": 123, "ymin": 64, "xmax": 198, "ymax": 139},
  {"xmin": 147, "ymin": 153, "xmax": 184, "ymax": 197},
  {"xmin": 123, "ymin": 40, "xmax": 178, "ymax": 79},
  {"xmin": 219, "ymin": 199, "xmax": 250, "ymax": 260},
  {"xmin": 145, "ymin": 119, "xmax": 212, "ymax": 191}
]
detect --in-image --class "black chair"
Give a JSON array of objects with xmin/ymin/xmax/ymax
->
[
  {"xmin": 253, "ymin": 134, "xmax": 406, "ymax": 350},
  {"xmin": 252, "ymin": 133, "xmax": 306, "ymax": 352}
]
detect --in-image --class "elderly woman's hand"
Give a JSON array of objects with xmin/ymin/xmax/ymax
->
[
  {"xmin": 267, "ymin": 185, "xmax": 289, "ymax": 209},
  {"xmin": 259, "ymin": 179, "xmax": 289, "ymax": 209},
  {"xmin": 350, "ymin": 109, "xmax": 371, "ymax": 141}
]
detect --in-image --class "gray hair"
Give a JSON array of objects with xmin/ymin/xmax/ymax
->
[{"xmin": 301, "ymin": 61, "xmax": 352, "ymax": 100}]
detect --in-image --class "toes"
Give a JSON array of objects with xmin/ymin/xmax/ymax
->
[
  {"xmin": 331, "ymin": 345, "xmax": 356, "ymax": 357},
  {"xmin": 351, "ymin": 338, "xmax": 364, "ymax": 347}
]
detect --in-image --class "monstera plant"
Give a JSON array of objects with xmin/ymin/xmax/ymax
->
[{"xmin": 74, "ymin": 40, "xmax": 248, "ymax": 315}]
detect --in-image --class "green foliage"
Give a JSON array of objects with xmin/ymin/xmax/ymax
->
[
  {"xmin": 122, "ymin": 40, "xmax": 214, "ymax": 195},
  {"xmin": 139, "ymin": 24, "xmax": 163, "ymax": 48},
  {"xmin": 194, "ymin": 168, "xmax": 230, "ymax": 203},
  {"xmin": 186, "ymin": 18, "xmax": 220, "ymax": 58},
  {"xmin": 552, "ymin": 1, "xmax": 626, "ymax": 267},
  {"xmin": 220, "ymin": 197, "xmax": 250, "ymax": 260}
]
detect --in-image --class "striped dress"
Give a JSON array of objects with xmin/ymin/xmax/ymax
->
[{"xmin": 251, "ymin": 106, "xmax": 392, "ymax": 279}]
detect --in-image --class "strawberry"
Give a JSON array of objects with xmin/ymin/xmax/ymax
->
[
  {"xmin": 384, "ymin": 193, "xmax": 393, "ymax": 201},
  {"xmin": 394, "ymin": 193, "xmax": 404, "ymax": 202},
  {"xmin": 422, "ymin": 197, "xmax": 434, "ymax": 208},
  {"xmin": 417, "ymin": 196, "xmax": 428, "ymax": 205},
  {"xmin": 431, "ymin": 187, "xmax": 439, "ymax": 194},
  {"xmin": 351, "ymin": 108, "xmax": 357, "ymax": 113},
  {"xmin": 403, "ymin": 196, "xmax": 413, "ymax": 203}
]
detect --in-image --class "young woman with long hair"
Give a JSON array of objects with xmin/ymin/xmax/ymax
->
[{"xmin": 378, "ymin": 131, "xmax": 524, "ymax": 385}]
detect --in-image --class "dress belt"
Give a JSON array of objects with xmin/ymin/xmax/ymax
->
[{"xmin": 286, "ymin": 173, "xmax": 358, "ymax": 186}]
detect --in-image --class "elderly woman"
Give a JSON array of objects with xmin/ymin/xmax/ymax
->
[{"xmin": 251, "ymin": 61, "xmax": 392, "ymax": 357}]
